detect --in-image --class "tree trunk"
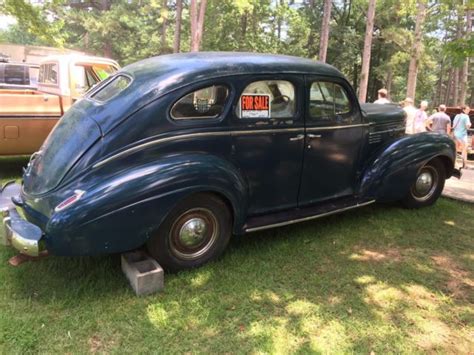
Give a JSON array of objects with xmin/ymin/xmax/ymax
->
[
  {"xmin": 434, "ymin": 60, "xmax": 444, "ymax": 107},
  {"xmin": 173, "ymin": 0, "xmax": 183, "ymax": 53},
  {"xmin": 358, "ymin": 0, "xmax": 376, "ymax": 103},
  {"xmin": 318, "ymin": 0, "xmax": 332, "ymax": 62},
  {"xmin": 190, "ymin": 0, "xmax": 207, "ymax": 52},
  {"xmin": 406, "ymin": 0, "xmax": 427, "ymax": 101},
  {"xmin": 161, "ymin": 0, "xmax": 168, "ymax": 51},
  {"xmin": 239, "ymin": 11, "xmax": 248, "ymax": 50},
  {"xmin": 386, "ymin": 67, "xmax": 393, "ymax": 99},
  {"xmin": 453, "ymin": 68, "xmax": 460, "ymax": 106},
  {"xmin": 444, "ymin": 68, "xmax": 454, "ymax": 105},
  {"xmin": 277, "ymin": 0, "xmax": 284, "ymax": 41},
  {"xmin": 306, "ymin": 0, "xmax": 317, "ymax": 58},
  {"xmin": 459, "ymin": 9, "xmax": 472, "ymax": 105}
]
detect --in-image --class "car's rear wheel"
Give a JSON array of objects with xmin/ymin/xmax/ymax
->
[
  {"xmin": 402, "ymin": 159, "xmax": 446, "ymax": 208},
  {"xmin": 146, "ymin": 193, "xmax": 232, "ymax": 272}
]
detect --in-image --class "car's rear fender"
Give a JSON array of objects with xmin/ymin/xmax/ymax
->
[
  {"xmin": 359, "ymin": 133, "xmax": 455, "ymax": 202},
  {"xmin": 42, "ymin": 153, "xmax": 248, "ymax": 255}
]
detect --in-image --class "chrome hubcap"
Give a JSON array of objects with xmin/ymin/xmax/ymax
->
[
  {"xmin": 179, "ymin": 218, "xmax": 208, "ymax": 248},
  {"xmin": 170, "ymin": 208, "xmax": 218, "ymax": 260},
  {"xmin": 411, "ymin": 166, "xmax": 438, "ymax": 202},
  {"xmin": 415, "ymin": 172, "xmax": 433, "ymax": 196}
]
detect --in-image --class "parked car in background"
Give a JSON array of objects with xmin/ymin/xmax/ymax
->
[
  {"xmin": 0, "ymin": 54, "xmax": 119, "ymax": 156},
  {"xmin": 1, "ymin": 53, "xmax": 461, "ymax": 272},
  {"xmin": 0, "ymin": 61, "xmax": 39, "ymax": 90}
]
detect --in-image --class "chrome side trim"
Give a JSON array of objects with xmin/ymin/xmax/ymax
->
[
  {"xmin": 93, "ymin": 125, "xmax": 368, "ymax": 169},
  {"xmin": 93, "ymin": 128, "xmax": 304, "ymax": 168},
  {"xmin": 369, "ymin": 127, "xmax": 405, "ymax": 135},
  {"xmin": 245, "ymin": 200, "xmax": 376, "ymax": 233},
  {"xmin": 306, "ymin": 123, "xmax": 370, "ymax": 132}
]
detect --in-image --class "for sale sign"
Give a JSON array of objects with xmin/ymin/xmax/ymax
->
[{"xmin": 240, "ymin": 94, "xmax": 271, "ymax": 118}]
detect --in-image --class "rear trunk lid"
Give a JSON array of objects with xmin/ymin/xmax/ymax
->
[{"xmin": 22, "ymin": 102, "xmax": 102, "ymax": 196}]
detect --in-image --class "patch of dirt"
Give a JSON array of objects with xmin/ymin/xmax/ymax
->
[
  {"xmin": 431, "ymin": 255, "xmax": 474, "ymax": 300},
  {"xmin": 350, "ymin": 247, "xmax": 402, "ymax": 262},
  {"xmin": 88, "ymin": 335, "xmax": 115, "ymax": 353}
]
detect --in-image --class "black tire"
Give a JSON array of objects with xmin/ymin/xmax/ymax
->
[
  {"xmin": 146, "ymin": 193, "xmax": 232, "ymax": 272},
  {"xmin": 402, "ymin": 159, "xmax": 446, "ymax": 208}
]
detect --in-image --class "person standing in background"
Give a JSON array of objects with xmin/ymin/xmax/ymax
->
[
  {"xmin": 403, "ymin": 98, "xmax": 417, "ymax": 134},
  {"xmin": 453, "ymin": 105, "xmax": 472, "ymax": 168},
  {"xmin": 374, "ymin": 88, "xmax": 390, "ymax": 104},
  {"xmin": 414, "ymin": 100, "xmax": 429, "ymax": 133},
  {"xmin": 428, "ymin": 104, "xmax": 451, "ymax": 134}
]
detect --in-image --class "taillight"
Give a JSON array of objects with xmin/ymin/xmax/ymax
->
[{"xmin": 54, "ymin": 190, "xmax": 85, "ymax": 212}]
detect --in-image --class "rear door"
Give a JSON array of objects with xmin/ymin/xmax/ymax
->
[
  {"xmin": 230, "ymin": 75, "xmax": 305, "ymax": 215},
  {"xmin": 298, "ymin": 76, "xmax": 367, "ymax": 206}
]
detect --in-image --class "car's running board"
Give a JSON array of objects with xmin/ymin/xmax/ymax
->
[{"xmin": 244, "ymin": 199, "xmax": 375, "ymax": 233}]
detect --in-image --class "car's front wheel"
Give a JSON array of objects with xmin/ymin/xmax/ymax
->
[
  {"xmin": 402, "ymin": 159, "xmax": 446, "ymax": 208},
  {"xmin": 146, "ymin": 193, "xmax": 232, "ymax": 272}
]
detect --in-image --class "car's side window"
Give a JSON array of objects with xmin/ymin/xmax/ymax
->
[
  {"xmin": 236, "ymin": 80, "xmax": 295, "ymax": 119},
  {"xmin": 38, "ymin": 63, "xmax": 59, "ymax": 85},
  {"xmin": 171, "ymin": 85, "xmax": 229, "ymax": 120},
  {"xmin": 309, "ymin": 81, "xmax": 352, "ymax": 122}
]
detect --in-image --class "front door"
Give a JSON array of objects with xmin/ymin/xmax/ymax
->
[
  {"xmin": 298, "ymin": 77, "xmax": 367, "ymax": 206},
  {"xmin": 230, "ymin": 75, "xmax": 305, "ymax": 215}
]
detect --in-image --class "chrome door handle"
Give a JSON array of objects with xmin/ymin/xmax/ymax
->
[
  {"xmin": 289, "ymin": 134, "xmax": 304, "ymax": 141},
  {"xmin": 308, "ymin": 134, "xmax": 322, "ymax": 139}
]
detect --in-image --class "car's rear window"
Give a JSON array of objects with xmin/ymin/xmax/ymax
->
[{"xmin": 91, "ymin": 75, "xmax": 131, "ymax": 102}]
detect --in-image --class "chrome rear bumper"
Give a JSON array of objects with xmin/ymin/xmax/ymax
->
[
  {"xmin": 1, "ymin": 181, "xmax": 44, "ymax": 259},
  {"xmin": 2, "ymin": 208, "xmax": 43, "ymax": 257}
]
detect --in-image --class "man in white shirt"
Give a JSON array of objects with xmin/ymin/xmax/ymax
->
[
  {"xmin": 374, "ymin": 88, "xmax": 390, "ymax": 104},
  {"xmin": 414, "ymin": 100, "xmax": 429, "ymax": 133},
  {"xmin": 403, "ymin": 98, "xmax": 417, "ymax": 134}
]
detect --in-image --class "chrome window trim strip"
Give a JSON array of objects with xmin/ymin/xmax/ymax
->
[
  {"xmin": 92, "ymin": 125, "xmax": 368, "ymax": 169},
  {"xmin": 245, "ymin": 200, "xmax": 376, "ymax": 233},
  {"xmin": 306, "ymin": 123, "xmax": 370, "ymax": 131},
  {"xmin": 369, "ymin": 127, "xmax": 405, "ymax": 135}
]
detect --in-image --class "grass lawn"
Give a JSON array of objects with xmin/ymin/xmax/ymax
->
[{"xmin": 1, "ymin": 157, "xmax": 473, "ymax": 353}]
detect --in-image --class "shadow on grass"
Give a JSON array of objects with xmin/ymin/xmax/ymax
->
[
  {"xmin": 1, "ymin": 199, "xmax": 473, "ymax": 353},
  {"xmin": 0, "ymin": 156, "xmax": 29, "ymax": 182}
]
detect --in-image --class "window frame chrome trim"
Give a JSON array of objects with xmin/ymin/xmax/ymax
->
[{"xmin": 170, "ymin": 85, "xmax": 230, "ymax": 121}]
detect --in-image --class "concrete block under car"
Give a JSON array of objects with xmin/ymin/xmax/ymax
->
[{"xmin": 121, "ymin": 250, "xmax": 164, "ymax": 296}]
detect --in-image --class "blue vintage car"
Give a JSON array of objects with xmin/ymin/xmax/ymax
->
[{"xmin": 1, "ymin": 53, "xmax": 461, "ymax": 271}]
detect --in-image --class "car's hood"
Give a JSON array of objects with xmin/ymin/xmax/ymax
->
[{"xmin": 360, "ymin": 103, "xmax": 405, "ymax": 124}]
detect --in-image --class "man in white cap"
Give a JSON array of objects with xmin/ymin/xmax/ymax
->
[{"xmin": 374, "ymin": 88, "xmax": 390, "ymax": 104}]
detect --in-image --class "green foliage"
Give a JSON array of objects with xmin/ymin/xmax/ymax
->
[{"xmin": 1, "ymin": 0, "xmax": 471, "ymax": 104}]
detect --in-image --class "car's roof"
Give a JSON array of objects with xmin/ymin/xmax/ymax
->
[
  {"xmin": 89, "ymin": 53, "xmax": 346, "ymax": 134},
  {"xmin": 123, "ymin": 52, "xmax": 343, "ymax": 79}
]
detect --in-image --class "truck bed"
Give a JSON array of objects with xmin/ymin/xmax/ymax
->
[{"xmin": 0, "ymin": 90, "xmax": 62, "ymax": 117}]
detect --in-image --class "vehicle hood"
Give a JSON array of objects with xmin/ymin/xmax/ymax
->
[{"xmin": 360, "ymin": 103, "xmax": 405, "ymax": 124}]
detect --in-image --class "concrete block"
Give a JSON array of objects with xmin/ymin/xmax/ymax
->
[{"xmin": 121, "ymin": 250, "xmax": 164, "ymax": 296}]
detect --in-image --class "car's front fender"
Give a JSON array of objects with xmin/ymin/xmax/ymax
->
[{"xmin": 359, "ymin": 133, "xmax": 455, "ymax": 202}]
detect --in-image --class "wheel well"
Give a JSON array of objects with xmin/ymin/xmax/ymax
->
[
  {"xmin": 429, "ymin": 155, "xmax": 453, "ymax": 178},
  {"xmin": 189, "ymin": 191, "xmax": 236, "ymax": 229}
]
